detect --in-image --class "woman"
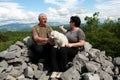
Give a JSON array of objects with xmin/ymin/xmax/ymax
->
[
  {"xmin": 51, "ymin": 16, "xmax": 85, "ymax": 78},
  {"xmin": 59, "ymin": 16, "xmax": 86, "ymax": 71}
]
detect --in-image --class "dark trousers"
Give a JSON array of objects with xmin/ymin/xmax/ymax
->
[
  {"xmin": 30, "ymin": 43, "xmax": 52, "ymax": 64},
  {"xmin": 51, "ymin": 47, "xmax": 79, "ymax": 72},
  {"xmin": 59, "ymin": 47, "xmax": 78, "ymax": 71},
  {"xmin": 51, "ymin": 47, "xmax": 60, "ymax": 72}
]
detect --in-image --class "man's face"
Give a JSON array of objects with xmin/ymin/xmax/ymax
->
[{"xmin": 39, "ymin": 16, "xmax": 47, "ymax": 25}]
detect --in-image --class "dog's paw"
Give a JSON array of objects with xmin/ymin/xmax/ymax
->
[
  {"xmin": 61, "ymin": 44, "xmax": 66, "ymax": 47},
  {"xmin": 54, "ymin": 45, "xmax": 58, "ymax": 48}
]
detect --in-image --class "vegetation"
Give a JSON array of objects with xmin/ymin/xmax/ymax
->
[
  {"xmin": 82, "ymin": 12, "xmax": 120, "ymax": 57},
  {"xmin": 0, "ymin": 31, "xmax": 32, "ymax": 51},
  {"xmin": 0, "ymin": 12, "xmax": 120, "ymax": 57}
]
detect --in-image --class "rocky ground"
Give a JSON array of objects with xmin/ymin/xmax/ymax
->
[{"xmin": 0, "ymin": 36, "xmax": 120, "ymax": 80}]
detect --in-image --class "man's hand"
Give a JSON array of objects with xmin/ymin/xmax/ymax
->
[{"xmin": 48, "ymin": 38, "xmax": 54, "ymax": 45}]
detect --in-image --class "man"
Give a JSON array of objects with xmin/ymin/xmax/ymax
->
[{"xmin": 31, "ymin": 13, "xmax": 53, "ymax": 64}]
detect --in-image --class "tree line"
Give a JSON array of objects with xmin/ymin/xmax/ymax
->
[{"xmin": 82, "ymin": 12, "xmax": 120, "ymax": 57}]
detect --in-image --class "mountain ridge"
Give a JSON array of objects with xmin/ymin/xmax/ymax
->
[{"xmin": 0, "ymin": 22, "xmax": 68, "ymax": 32}]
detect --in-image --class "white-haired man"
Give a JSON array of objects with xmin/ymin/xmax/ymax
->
[{"xmin": 30, "ymin": 13, "xmax": 53, "ymax": 64}]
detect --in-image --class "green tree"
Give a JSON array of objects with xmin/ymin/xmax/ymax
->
[
  {"xmin": 84, "ymin": 12, "xmax": 120, "ymax": 57},
  {"xmin": 84, "ymin": 12, "xmax": 100, "ymax": 32}
]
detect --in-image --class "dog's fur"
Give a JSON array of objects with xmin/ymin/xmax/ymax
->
[{"xmin": 50, "ymin": 30, "xmax": 68, "ymax": 48}]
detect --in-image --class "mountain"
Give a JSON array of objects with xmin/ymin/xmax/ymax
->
[
  {"xmin": 0, "ymin": 23, "xmax": 35, "ymax": 32},
  {"xmin": 0, "ymin": 22, "xmax": 67, "ymax": 32}
]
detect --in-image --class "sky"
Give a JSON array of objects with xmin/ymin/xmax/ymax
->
[{"xmin": 0, "ymin": 0, "xmax": 120, "ymax": 25}]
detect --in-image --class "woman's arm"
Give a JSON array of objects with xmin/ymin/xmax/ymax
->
[
  {"xmin": 66, "ymin": 40, "xmax": 85, "ymax": 48},
  {"xmin": 59, "ymin": 25, "xmax": 67, "ymax": 34}
]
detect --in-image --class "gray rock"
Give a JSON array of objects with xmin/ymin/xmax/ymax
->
[
  {"xmin": 94, "ymin": 51, "xmax": 106, "ymax": 63},
  {"xmin": 0, "ymin": 67, "xmax": 5, "ymax": 73},
  {"xmin": 21, "ymin": 48, "xmax": 30, "ymax": 57},
  {"xmin": 15, "ymin": 41, "xmax": 25, "ymax": 48},
  {"xmin": 84, "ymin": 42, "xmax": 92, "ymax": 52},
  {"xmin": 106, "ymin": 56, "xmax": 113, "ymax": 62},
  {"xmin": 21, "ymin": 61, "xmax": 28, "ymax": 70},
  {"xmin": 6, "ymin": 65, "xmax": 13, "ymax": 73},
  {"xmin": 73, "ymin": 61, "xmax": 82, "ymax": 73},
  {"xmin": 73, "ymin": 53, "xmax": 89, "ymax": 67},
  {"xmin": 38, "ymin": 63, "xmax": 44, "ymax": 71},
  {"xmin": 0, "ymin": 50, "xmax": 8, "ymax": 57},
  {"xmin": 23, "ymin": 36, "xmax": 33, "ymax": 47},
  {"xmin": 7, "ymin": 44, "xmax": 21, "ymax": 52},
  {"xmin": 82, "ymin": 73, "xmax": 100, "ymax": 80},
  {"xmin": 50, "ymin": 78, "xmax": 59, "ymax": 80},
  {"xmin": 34, "ymin": 70, "xmax": 43, "ymax": 79},
  {"xmin": 4, "ymin": 51, "xmax": 17, "ymax": 60},
  {"xmin": 61, "ymin": 66, "xmax": 81, "ymax": 80},
  {"xmin": 0, "ymin": 40, "xmax": 119, "ymax": 80},
  {"xmin": 7, "ymin": 58, "xmax": 23, "ymax": 64},
  {"xmin": 9, "ymin": 67, "xmax": 22, "ymax": 78},
  {"xmin": 6, "ymin": 75, "xmax": 16, "ymax": 80},
  {"xmin": 101, "ymin": 59, "xmax": 114, "ymax": 69},
  {"xmin": 0, "ymin": 60, "xmax": 8, "ymax": 69},
  {"xmin": 116, "ymin": 75, "xmax": 120, "ymax": 80},
  {"xmin": 17, "ymin": 74, "xmax": 25, "ymax": 80},
  {"xmin": 113, "ymin": 66, "xmax": 119, "ymax": 75},
  {"xmin": 113, "ymin": 57, "xmax": 120, "ymax": 66},
  {"xmin": 103, "ymin": 66, "xmax": 114, "ymax": 75},
  {"xmin": 30, "ymin": 64, "xmax": 38, "ymax": 72},
  {"xmin": 24, "ymin": 66, "xmax": 34, "ymax": 78},
  {"xmin": 38, "ymin": 71, "xmax": 49, "ymax": 80},
  {"xmin": 15, "ymin": 50, "xmax": 22, "ymax": 58},
  {"xmin": 88, "ymin": 48, "xmax": 100, "ymax": 60},
  {"xmin": 0, "ymin": 73, "xmax": 7, "ymax": 80},
  {"xmin": 85, "ymin": 62, "xmax": 99, "ymax": 72},
  {"xmin": 98, "ymin": 70, "xmax": 113, "ymax": 80}
]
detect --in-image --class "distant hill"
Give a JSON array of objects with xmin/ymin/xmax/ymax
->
[
  {"xmin": 0, "ymin": 22, "xmax": 68, "ymax": 32},
  {"xmin": 0, "ymin": 23, "xmax": 35, "ymax": 32}
]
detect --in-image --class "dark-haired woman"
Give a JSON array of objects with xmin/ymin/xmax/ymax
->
[
  {"xmin": 50, "ymin": 16, "xmax": 86, "ymax": 78},
  {"xmin": 59, "ymin": 16, "xmax": 86, "ymax": 71}
]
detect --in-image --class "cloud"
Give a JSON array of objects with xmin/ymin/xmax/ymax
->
[
  {"xmin": 45, "ymin": 0, "xmax": 84, "ymax": 9},
  {"xmin": 46, "ymin": 7, "xmax": 88, "ymax": 23},
  {"xmin": 0, "ymin": 2, "xmax": 38, "ymax": 25},
  {"xmin": 95, "ymin": 0, "xmax": 120, "ymax": 20},
  {"xmin": 45, "ymin": 0, "xmax": 120, "ymax": 23},
  {"xmin": 1, "ymin": 0, "xmax": 119, "ymax": 26},
  {"xmin": 0, "ymin": 0, "xmax": 90, "ymax": 25},
  {"xmin": 45, "ymin": 0, "xmax": 87, "ymax": 23}
]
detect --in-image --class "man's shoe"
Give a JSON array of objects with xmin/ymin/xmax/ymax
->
[
  {"xmin": 50, "ymin": 72, "xmax": 59, "ymax": 78},
  {"xmin": 56, "ymin": 72, "xmax": 63, "ymax": 78}
]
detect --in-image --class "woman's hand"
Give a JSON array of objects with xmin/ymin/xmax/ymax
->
[
  {"xmin": 59, "ymin": 25, "xmax": 67, "ymax": 33},
  {"xmin": 59, "ymin": 25, "xmax": 64, "ymax": 29},
  {"xmin": 66, "ymin": 43, "xmax": 73, "ymax": 48}
]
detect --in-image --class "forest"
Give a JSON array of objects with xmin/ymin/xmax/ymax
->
[{"xmin": 0, "ymin": 12, "xmax": 120, "ymax": 57}]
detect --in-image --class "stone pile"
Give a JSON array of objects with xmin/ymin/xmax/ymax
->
[{"xmin": 0, "ymin": 36, "xmax": 120, "ymax": 80}]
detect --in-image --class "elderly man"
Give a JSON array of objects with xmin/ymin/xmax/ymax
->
[{"xmin": 31, "ymin": 13, "xmax": 53, "ymax": 64}]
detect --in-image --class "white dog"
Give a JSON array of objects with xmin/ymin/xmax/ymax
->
[{"xmin": 50, "ymin": 30, "xmax": 68, "ymax": 49}]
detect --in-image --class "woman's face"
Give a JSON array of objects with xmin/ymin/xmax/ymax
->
[{"xmin": 70, "ymin": 21, "xmax": 74, "ymax": 27}]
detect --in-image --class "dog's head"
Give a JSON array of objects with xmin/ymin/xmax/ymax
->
[{"xmin": 50, "ymin": 30, "xmax": 59, "ymax": 39}]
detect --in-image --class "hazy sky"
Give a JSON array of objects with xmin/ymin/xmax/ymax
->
[{"xmin": 0, "ymin": 0, "xmax": 120, "ymax": 25}]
